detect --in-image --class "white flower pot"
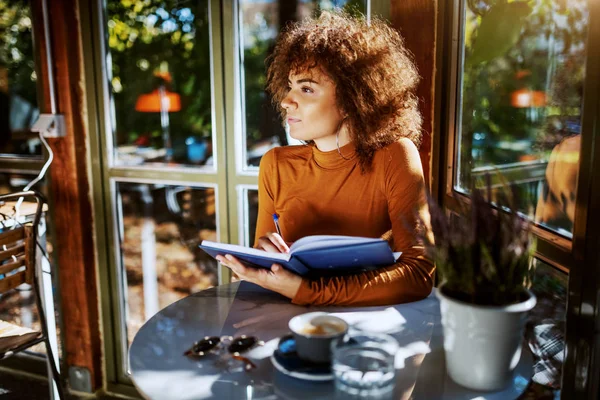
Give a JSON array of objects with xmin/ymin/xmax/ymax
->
[{"xmin": 436, "ymin": 286, "xmax": 536, "ymax": 391}]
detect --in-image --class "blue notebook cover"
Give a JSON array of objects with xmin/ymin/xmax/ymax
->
[{"xmin": 199, "ymin": 235, "xmax": 400, "ymax": 277}]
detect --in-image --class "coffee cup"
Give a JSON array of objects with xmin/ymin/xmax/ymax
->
[{"xmin": 288, "ymin": 312, "xmax": 348, "ymax": 363}]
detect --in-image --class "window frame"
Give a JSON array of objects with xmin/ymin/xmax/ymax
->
[
  {"xmin": 223, "ymin": 0, "xmax": 373, "ymax": 255},
  {"xmin": 435, "ymin": 0, "xmax": 600, "ymax": 397},
  {"xmin": 0, "ymin": 0, "xmax": 50, "ymax": 170},
  {"xmin": 233, "ymin": 0, "xmax": 259, "ymax": 177},
  {"xmin": 236, "ymin": 183, "xmax": 258, "ymax": 247},
  {"xmin": 0, "ymin": 0, "xmax": 66, "ymax": 389},
  {"xmin": 437, "ymin": 0, "xmax": 581, "ymax": 273},
  {"xmin": 82, "ymin": 0, "xmax": 230, "ymax": 386}
]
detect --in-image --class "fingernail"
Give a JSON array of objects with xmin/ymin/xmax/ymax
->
[{"xmin": 225, "ymin": 254, "xmax": 233, "ymax": 260}]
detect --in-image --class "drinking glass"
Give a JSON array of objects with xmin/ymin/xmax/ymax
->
[{"xmin": 331, "ymin": 332, "xmax": 399, "ymax": 399}]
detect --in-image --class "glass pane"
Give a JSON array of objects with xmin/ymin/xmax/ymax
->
[
  {"xmin": 457, "ymin": 0, "xmax": 588, "ymax": 238},
  {"xmin": 526, "ymin": 258, "xmax": 567, "ymax": 394},
  {"xmin": 0, "ymin": 0, "xmax": 42, "ymax": 157},
  {"xmin": 0, "ymin": 172, "xmax": 57, "ymax": 356},
  {"xmin": 115, "ymin": 182, "xmax": 218, "ymax": 345},
  {"xmin": 0, "ymin": 284, "xmax": 46, "ymax": 353},
  {"xmin": 0, "ymin": 172, "xmax": 44, "ymax": 193},
  {"xmin": 239, "ymin": 0, "xmax": 368, "ymax": 168},
  {"xmin": 106, "ymin": 1, "xmax": 213, "ymax": 168},
  {"xmin": 245, "ymin": 188, "xmax": 258, "ymax": 246}
]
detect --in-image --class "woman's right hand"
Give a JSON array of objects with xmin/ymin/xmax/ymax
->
[{"xmin": 255, "ymin": 232, "xmax": 290, "ymax": 253}]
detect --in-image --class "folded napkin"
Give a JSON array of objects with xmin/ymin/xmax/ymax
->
[{"xmin": 330, "ymin": 307, "xmax": 407, "ymax": 334}]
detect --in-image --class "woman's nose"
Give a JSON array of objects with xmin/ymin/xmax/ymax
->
[{"xmin": 281, "ymin": 93, "xmax": 297, "ymax": 110}]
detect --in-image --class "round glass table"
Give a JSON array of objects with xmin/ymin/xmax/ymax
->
[{"xmin": 129, "ymin": 281, "xmax": 532, "ymax": 399}]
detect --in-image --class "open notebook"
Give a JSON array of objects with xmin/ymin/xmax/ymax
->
[
  {"xmin": 0, "ymin": 320, "xmax": 41, "ymax": 353},
  {"xmin": 200, "ymin": 235, "xmax": 401, "ymax": 276}
]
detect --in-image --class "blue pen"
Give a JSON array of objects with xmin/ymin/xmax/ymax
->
[{"xmin": 272, "ymin": 213, "xmax": 284, "ymax": 240}]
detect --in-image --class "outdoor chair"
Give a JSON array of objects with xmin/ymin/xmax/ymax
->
[{"xmin": 0, "ymin": 191, "xmax": 64, "ymax": 399}]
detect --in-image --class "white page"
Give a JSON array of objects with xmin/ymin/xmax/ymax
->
[
  {"xmin": 289, "ymin": 235, "xmax": 382, "ymax": 253},
  {"xmin": 201, "ymin": 241, "xmax": 291, "ymax": 261}
]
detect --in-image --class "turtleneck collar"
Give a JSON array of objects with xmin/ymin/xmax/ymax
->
[{"xmin": 311, "ymin": 141, "xmax": 358, "ymax": 169}]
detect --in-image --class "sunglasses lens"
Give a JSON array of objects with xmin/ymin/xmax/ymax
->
[
  {"xmin": 228, "ymin": 336, "xmax": 257, "ymax": 353},
  {"xmin": 192, "ymin": 336, "xmax": 221, "ymax": 354}
]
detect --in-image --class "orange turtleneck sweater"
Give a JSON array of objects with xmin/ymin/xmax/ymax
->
[{"xmin": 254, "ymin": 138, "xmax": 434, "ymax": 306}]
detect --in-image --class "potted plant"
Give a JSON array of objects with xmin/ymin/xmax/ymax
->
[{"xmin": 423, "ymin": 181, "xmax": 536, "ymax": 391}]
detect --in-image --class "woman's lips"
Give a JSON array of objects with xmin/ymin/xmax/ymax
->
[{"xmin": 287, "ymin": 117, "xmax": 301, "ymax": 124}]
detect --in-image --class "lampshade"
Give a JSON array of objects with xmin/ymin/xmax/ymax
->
[
  {"xmin": 511, "ymin": 89, "xmax": 546, "ymax": 108},
  {"xmin": 135, "ymin": 89, "xmax": 181, "ymax": 113}
]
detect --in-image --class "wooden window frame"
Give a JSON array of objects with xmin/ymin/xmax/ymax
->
[
  {"xmin": 435, "ymin": 0, "xmax": 600, "ymax": 397},
  {"xmin": 435, "ymin": 0, "xmax": 581, "ymax": 273}
]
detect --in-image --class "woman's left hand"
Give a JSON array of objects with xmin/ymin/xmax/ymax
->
[{"xmin": 216, "ymin": 254, "xmax": 303, "ymax": 300}]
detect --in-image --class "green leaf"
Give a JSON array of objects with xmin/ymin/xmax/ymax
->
[{"xmin": 467, "ymin": 1, "xmax": 533, "ymax": 66}]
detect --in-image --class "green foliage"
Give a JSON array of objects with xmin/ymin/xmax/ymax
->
[
  {"xmin": 106, "ymin": 0, "xmax": 212, "ymax": 150},
  {"xmin": 312, "ymin": 0, "xmax": 365, "ymax": 18},
  {"xmin": 106, "ymin": 0, "xmax": 368, "ymax": 161},
  {"xmin": 424, "ymin": 177, "xmax": 535, "ymax": 306},
  {"xmin": 468, "ymin": 1, "xmax": 532, "ymax": 66},
  {"xmin": 243, "ymin": 27, "xmax": 275, "ymax": 143},
  {"xmin": 459, "ymin": 0, "xmax": 587, "ymax": 219},
  {"xmin": 0, "ymin": 0, "xmax": 37, "ymax": 104}
]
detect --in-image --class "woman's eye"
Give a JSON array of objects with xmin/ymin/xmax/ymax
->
[{"xmin": 301, "ymin": 86, "xmax": 314, "ymax": 93}]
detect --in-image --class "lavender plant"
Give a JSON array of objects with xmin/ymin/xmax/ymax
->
[{"xmin": 424, "ymin": 179, "xmax": 535, "ymax": 306}]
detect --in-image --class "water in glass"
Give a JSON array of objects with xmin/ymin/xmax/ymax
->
[{"xmin": 332, "ymin": 335, "xmax": 397, "ymax": 399}]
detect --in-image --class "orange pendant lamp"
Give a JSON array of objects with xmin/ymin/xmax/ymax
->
[
  {"xmin": 135, "ymin": 89, "xmax": 181, "ymax": 113},
  {"xmin": 134, "ymin": 71, "xmax": 181, "ymax": 161}
]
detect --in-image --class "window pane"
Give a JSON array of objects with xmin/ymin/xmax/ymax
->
[
  {"xmin": 106, "ymin": 1, "xmax": 213, "ymax": 168},
  {"xmin": 0, "ymin": 0, "xmax": 42, "ymax": 157},
  {"xmin": 245, "ymin": 188, "xmax": 258, "ymax": 246},
  {"xmin": 457, "ymin": 0, "xmax": 588, "ymax": 238},
  {"xmin": 0, "ymin": 172, "xmax": 57, "ymax": 357},
  {"xmin": 239, "ymin": 0, "xmax": 368, "ymax": 168},
  {"xmin": 527, "ymin": 258, "xmax": 567, "ymax": 392},
  {"xmin": 115, "ymin": 182, "xmax": 218, "ymax": 345}
]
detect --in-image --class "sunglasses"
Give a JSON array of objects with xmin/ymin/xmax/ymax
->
[{"xmin": 184, "ymin": 335, "xmax": 264, "ymax": 370}]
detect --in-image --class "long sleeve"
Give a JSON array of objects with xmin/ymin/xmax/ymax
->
[{"xmin": 291, "ymin": 139, "xmax": 434, "ymax": 306}]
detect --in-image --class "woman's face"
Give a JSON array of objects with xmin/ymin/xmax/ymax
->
[{"xmin": 281, "ymin": 68, "xmax": 346, "ymax": 146}]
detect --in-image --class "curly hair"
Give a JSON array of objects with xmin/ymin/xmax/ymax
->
[{"xmin": 266, "ymin": 11, "xmax": 422, "ymax": 169}]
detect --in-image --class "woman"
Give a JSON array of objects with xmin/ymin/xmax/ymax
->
[{"xmin": 216, "ymin": 11, "xmax": 434, "ymax": 306}]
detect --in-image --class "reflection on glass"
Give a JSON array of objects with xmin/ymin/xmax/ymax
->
[
  {"xmin": 245, "ymin": 188, "xmax": 258, "ymax": 246},
  {"xmin": 116, "ymin": 182, "xmax": 218, "ymax": 345},
  {"xmin": 106, "ymin": 0, "xmax": 213, "ymax": 167},
  {"xmin": 0, "ymin": 282, "xmax": 44, "ymax": 353},
  {"xmin": 0, "ymin": 0, "xmax": 42, "ymax": 157},
  {"xmin": 0, "ymin": 172, "xmax": 45, "ymax": 193},
  {"xmin": 527, "ymin": 258, "xmax": 566, "ymax": 391},
  {"xmin": 457, "ymin": 0, "xmax": 587, "ymax": 237},
  {"xmin": 239, "ymin": 0, "xmax": 367, "ymax": 168},
  {"xmin": 0, "ymin": 173, "xmax": 55, "ymax": 356}
]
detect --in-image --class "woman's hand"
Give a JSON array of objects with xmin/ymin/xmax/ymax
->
[
  {"xmin": 216, "ymin": 254, "xmax": 302, "ymax": 300},
  {"xmin": 255, "ymin": 232, "xmax": 290, "ymax": 253}
]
